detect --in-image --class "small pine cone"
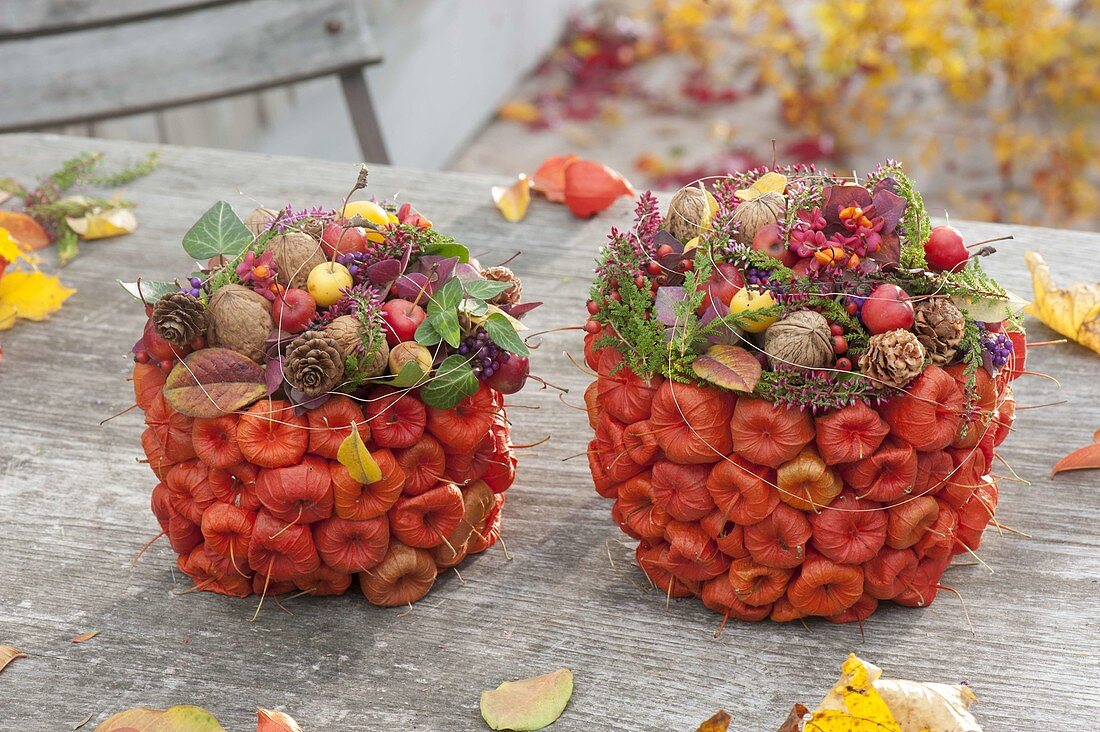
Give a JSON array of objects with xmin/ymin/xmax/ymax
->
[
  {"xmin": 912, "ymin": 298, "xmax": 964, "ymax": 365},
  {"xmin": 151, "ymin": 293, "xmax": 207, "ymax": 346},
  {"xmin": 480, "ymin": 266, "xmax": 522, "ymax": 305},
  {"xmin": 859, "ymin": 329, "xmax": 927, "ymax": 389},
  {"xmin": 285, "ymin": 331, "xmax": 345, "ymax": 398}
]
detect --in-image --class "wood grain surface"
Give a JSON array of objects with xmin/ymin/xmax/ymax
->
[{"xmin": 0, "ymin": 133, "xmax": 1097, "ymax": 731}]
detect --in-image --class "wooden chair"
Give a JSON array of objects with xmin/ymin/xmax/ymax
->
[{"xmin": 0, "ymin": 0, "xmax": 389, "ymax": 162}]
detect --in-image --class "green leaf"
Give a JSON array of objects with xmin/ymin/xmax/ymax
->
[
  {"xmin": 387, "ymin": 360, "xmax": 428, "ymax": 387},
  {"xmin": 464, "ymin": 279, "xmax": 513, "ymax": 301},
  {"xmin": 181, "ymin": 201, "xmax": 252, "ymax": 260},
  {"xmin": 480, "ymin": 668, "xmax": 574, "ymax": 731},
  {"xmin": 460, "ymin": 297, "xmax": 489, "ymax": 317},
  {"xmin": 56, "ymin": 227, "xmax": 79, "ymax": 266},
  {"xmin": 420, "ymin": 355, "xmax": 478, "ymax": 409},
  {"xmin": 484, "ymin": 312, "xmax": 529, "ymax": 356},
  {"xmin": 118, "ymin": 278, "xmax": 181, "ymax": 303},
  {"xmin": 437, "ymin": 309, "xmax": 461, "ymax": 348},
  {"xmin": 414, "ymin": 315, "xmax": 443, "ymax": 346},
  {"xmin": 429, "ymin": 277, "xmax": 464, "ymax": 314},
  {"xmin": 422, "ymin": 238, "xmax": 470, "ymax": 262}
]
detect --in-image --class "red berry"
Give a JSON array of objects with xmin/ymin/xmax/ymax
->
[
  {"xmin": 135, "ymin": 351, "xmax": 150, "ymax": 364},
  {"xmin": 829, "ymin": 323, "xmax": 845, "ymax": 336},
  {"xmin": 586, "ymin": 300, "xmax": 600, "ymax": 315},
  {"xmin": 633, "ymin": 275, "xmax": 645, "ymax": 288},
  {"xmin": 833, "ymin": 335, "xmax": 848, "ymax": 355},
  {"xmin": 647, "ymin": 261, "xmax": 662, "ymax": 275},
  {"xmin": 836, "ymin": 357, "xmax": 852, "ymax": 370},
  {"xmin": 656, "ymin": 244, "xmax": 674, "ymax": 258},
  {"xmin": 609, "ymin": 291, "xmax": 622, "ymax": 303},
  {"xmin": 845, "ymin": 302, "xmax": 859, "ymax": 315},
  {"xmin": 584, "ymin": 320, "xmax": 601, "ymax": 334}
]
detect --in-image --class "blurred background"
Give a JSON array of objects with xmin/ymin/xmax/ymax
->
[{"xmin": 9, "ymin": 0, "xmax": 1099, "ymax": 230}]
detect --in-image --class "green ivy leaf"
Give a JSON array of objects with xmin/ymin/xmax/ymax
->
[
  {"xmin": 460, "ymin": 297, "xmax": 489, "ymax": 317},
  {"xmin": 386, "ymin": 360, "xmax": 428, "ymax": 387},
  {"xmin": 181, "ymin": 201, "xmax": 252, "ymax": 260},
  {"xmin": 464, "ymin": 279, "xmax": 513, "ymax": 301},
  {"xmin": 437, "ymin": 309, "xmax": 462, "ymax": 348},
  {"xmin": 429, "ymin": 277, "xmax": 464, "ymax": 314},
  {"xmin": 422, "ymin": 239, "xmax": 470, "ymax": 262},
  {"xmin": 118, "ymin": 278, "xmax": 182, "ymax": 303},
  {"xmin": 484, "ymin": 312, "xmax": 529, "ymax": 356},
  {"xmin": 414, "ymin": 315, "xmax": 443, "ymax": 346},
  {"xmin": 420, "ymin": 355, "xmax": 478, "ymax": 408}
]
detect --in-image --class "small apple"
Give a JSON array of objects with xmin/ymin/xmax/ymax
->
[
  {"xmin": 272, "ymin": 288, "xmax": 317, "ymax": 333},
  {"xmin": 728, "ymin": 287, "xmax": 778, "ymax": 333},
  {"xmin": 342, "ymin": 200, "xmax": 389, "ymax": 243},
  {"xmin": 142, "ymin": 319, "xmax": 190, "ymax": 363},
  {"xmin": 924, "ymin": 225, "xmax": 968, "ymax": 272},
  {"xmin": 320, "ymin": 221, "xmax": 369, "ymax": 257},
  {"xmin": 389, "ymin": 340, "xmax": 433, "ymax": 376},
  {"xmin": 306, "ymin": 262, "xmax": 353, "ymax": 307},
  {"xmin": 861, "ymin": 284, "xmax": 914, "ymax": 333},
  {"xmin": 700, "ymin": 262, "xmax": 745, "ymax": 310},
  {"xmin": 486, "ymin": 354, "xmax": 530, "ymax": 394},
  {"xmin": 380, "ymin": 298, "xmax": 427, "ymax": 345},
  {"xmin": 752, "ymin": 223, "xmax": 797, "ymax": 267}
]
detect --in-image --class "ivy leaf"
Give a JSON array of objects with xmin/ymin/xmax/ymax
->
[
  {"xmin": 337, "ymin": 424, "xmax": 382, "ymax": 484},
  {"xmin": 163, "ymin": 348, "xmax": 267, "ymax": 418},
  {"xmin": 436, "ymin": 309, "xmax": 462, "ymax": 348},
  {"xmin": 181, "ymin": 201, "xmax": 252, "ymax": 260},
  {"xmin": 117, "ymin": 278, "xmax": 180, "ymax": 303},
  {"xmin": 429, "ymin": 277, "xmax": 464, "ymax": 314},
  {"xmin": 480, "ymin": 668, "xmax": 573, "ymax": 731},
  {"xmin": 420, "ymin": 355, "xmax": 477, "ymax": 409},
  {"xmin": 464, "ymin": 279, "xmax": 513, "ymax": 301},
  {"xmin": 691, "ymin": 345, "xmax": 762, "ymax": 392},
  {"xmin": 422, "ymin": 239, "xmax": 470, "ymax": 263},
  {"xmin": 415, "ymin": 314, "xmax": 444, "ymax": 346},
  {"xmin": 484, "ymin": 312, "xmax": 529, "ymax": 356},
  {"xmin": 459, "ymin": 296, "xmax": 489, "ymax": 318},
  {"xmin": 386, "ymin": 359, "xmax": 428, "ymax": 388}
]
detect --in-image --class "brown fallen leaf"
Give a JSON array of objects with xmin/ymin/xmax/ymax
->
[
  {"xmin": 696, "ymin": 709, "xmax": 731, "ymax": 732},
  {"xmin": 1051, "ymin": 428, "xmax": 1100, "ymax": 478},
  {"xmin": 72, "ymin": 630, "xmax": 100, "ymax": 644},
  {"xmin": 775, "ymin": 703, "xmax": 810, "ymax": 732},
  {"xmin": 0, "ymin": 644, "xmax": 27, "ymax": 673}
]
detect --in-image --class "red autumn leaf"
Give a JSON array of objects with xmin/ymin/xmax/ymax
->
[
  {"xmin": 0, "ymin": 211, "xmax": 51, "ymax": 250},
  {"xmin": 257, "ymin": 708, "xmax": 303, "ymax": 731},
  {"xmin": 164, "ymin": 347, "xmax": 267, "ymax": 418},
  {"xmin": 531, "ymin": 154, "xmax": 576, "ymax": 203},
  {"xmin": 691, "ymin": 345, "xmax": 762, "ymax": 393},
  {"xmin": 562, "ymin": 158, "xmax": 634, "ymax": 217},
  {"xmin": 1050, "ymin": 428, "xmax": 1100, "ymax": 478},
  {"xmin": 71, "ymin": 630, "xmax": 100, "ymax": 643}
]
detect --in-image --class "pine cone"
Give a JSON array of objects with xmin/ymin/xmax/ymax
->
[
  {"xmin": 285, "ymin": 331, "xmax": 345, "ymax": 397},
  {"xmin": 912, "ymin": 298, "xmax": 964, "ymax": 365},
  {"xmin": 480, "ymin": 266, "xmax": 522, "ymax": 305},
  {"xmin": 151, "ymin": 293, "xmax": 207, "ymax": 346},
  {"xmin": 859, "ymin": 329, "xmax": 927, "ymax": 389}
]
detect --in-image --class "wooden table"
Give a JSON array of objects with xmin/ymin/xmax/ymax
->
[{"xmin": 1, "ymin": 133, "xmax": 1098, "ymax": 730}]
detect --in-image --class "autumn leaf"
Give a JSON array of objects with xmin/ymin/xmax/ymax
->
[
  {"xmin": 809, "ymin": 654, "xmax": 902, "ymax": 732},
  {"xmin": 692, "ymin": 345, "xmax": 763, "ymax": 392},
  {"xmin": 95, "ymin": 705, "xmax": 228, "ymax": 732},
  {"xmin": 163, "ymin": 348, "xmax": 267, "ymax": 418},
  {"xmin": 480, "ymin": 668, "xmax": 573, "ymax": 731},
  {"xmin": 1026, "ymin": 251, "xmax": 1100, "ymax": 355},
  {"xmin": 0, "ymin": 645, "xmax": 26, "ymax": 674},
  {"xmin": 0, "ymin": 270, "xmax": 76, "ymax": 331},
  {"xmin": 0, "ymin": 211, "xmax": 50, "ymax": 250},
  {"xmin": 498, "ymin": 99, "xmax": 544, "ymax": 125},
  {"xmin": 66, "ymin": 206, "xmax": 138, "ymax": 240},
  {"xmin": 775, "ymin": 703, "xmax": 810, "ymax": 732},
  {"xmin": 0, "ymin": 226, "xmax": 31, "ymax": 265},
  {"xmin": 71, "ymin": 630, "xmax": 100, "ymax": 644},
  {"xmin": 1050, "ymin": 428, "xmax": 1100, "ymax": 478},
  {"xmin": 257, "ymin": 708, "xmax": 303, "ymax": 732},
  {"xmin": 696, "ymin": 710, "xmax": 731, "ymax": 732},
  {"xmin": 337, "ymin": 425, "xmax": 382, "ymax": 484},
  {"xmin": 736, "ymin": 171, "xmax": 787, "ymax": 201},
  {"xmin": 492, "ymin": 174, "xmax": 532, "ymax": 223}
]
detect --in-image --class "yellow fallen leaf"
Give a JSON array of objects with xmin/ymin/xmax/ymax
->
[
  {"xmin": 71, "ymin": 630, "xmax": 100, "ymax": 644},
  {"xmin": 809, "ymin": 654, "xmax": 902, "ymax": 732},
  {"xmin": 498, "ymin": 99, "xmax": 543, "ymax": 124},
  {"xmin": 1026, "ymin": 250, "xmax": 1100, "ymax": 355},
  {"xmin": 0, "ymin": 227, "xmax": 31, "ymax": 265},
  {"xmin": 337, "ymin": 425, "xmax": 382, "ymax": 484},
  {"xmin": 736, "ymin": 172, "xmax": 787, "ymax": 201},
  {"xmin": 480, "ymin": 668, "xmax": 573, "ymax": 731},
  {"xmin": 696, "ymin": 710, "xmax": 731, "ymax": 732},
  {"xmin": 492, "ymin": 175, "xmax": 532, "ymax": 223},
  {"xmin": 66, "ymin": 206, "xmax": 137, "ymax": 240},
  {"xmin": 873, "ymin": 676, "xmax": 980, "ymax": 731},
  {"xmin": 0, "ymin": 645, "xmax": 26, "ymax": 674},
  {"xmin": 0, "ymin": 270, "xmax": 76, "ymax": 330}
]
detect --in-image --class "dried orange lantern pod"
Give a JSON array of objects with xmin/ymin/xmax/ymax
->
[
  {"xmin": 583, "ymin": 162, "xmax": 1025, "ymax": 623},
  {"xmin": 129, "ymin": 192, "xmax": 535, "ymax": 608}
]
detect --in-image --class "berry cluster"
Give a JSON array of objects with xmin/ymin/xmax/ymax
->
[
  {"xmin": 459, "ymin": 329, "xmax": 511, "ymax": 380},
  {"xmin": 981, "ymin": 328, "xmax": 1014, "ymax": 371},
  {"xmin": 180, "ymin": 277, "xmax": 203, "ymax": 298}
]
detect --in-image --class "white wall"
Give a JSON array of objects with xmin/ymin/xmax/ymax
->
[{"xmin": 257, "ymin": 0, "xmax": 593, "ymax": 169}]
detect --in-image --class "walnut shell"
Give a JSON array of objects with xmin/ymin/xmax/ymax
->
[
  {"xmin": 325, "ymin": 315, "xmax": 388, "ymax": 378},
  {"xmin": 205, "ymin": 284, "xmax": 274, "ymax": 363},
  {"xmin": 266, "ymin": 232, "xmax": 327, "ymax": 289},
  {"xmin": 764, "ymin": 310, "xmax": 834, "ymax": 369},
  {"xmin": 665, "ymin": 185, "xmax": 711, "ymax": 243},
  {"xmin": 243, "ymin": 207, "xmax": 279, "ymax": 236},
  {"xmin": 732, "ymin": 191, "xmax": 785, "ymax": 244}
]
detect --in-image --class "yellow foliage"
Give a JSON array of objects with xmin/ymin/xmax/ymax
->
[{"xmin": 1026, "ymin": 251, "xmax": 1100, "ymax": 355}]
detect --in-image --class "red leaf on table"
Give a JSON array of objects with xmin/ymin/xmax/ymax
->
[
  {"xmin": 691, "ymin": 345, "xmax": 762, "ymax": 393},
  {"xmin": 164, "ymin": 347, "xmax": 267, "ymax": 418},
  {"xmin": 1051, "ymin": 429, "xmax": 1100, "ymax": 478},
  {"xmin": 0, "ymin": 211, "xmax": 51, "ymax": 250}
]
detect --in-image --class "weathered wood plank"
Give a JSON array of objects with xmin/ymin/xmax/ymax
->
[
  {"xmin": 0, "ymin": 0, "xmax": 382, "ymax": 131},
  {"xmin": 0, "ymin": 0, "xmax": 231, "ymax": 38},
  {"xmin": 0, "ymin": 133, "xmax": 1097, "ymax": 730}
]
